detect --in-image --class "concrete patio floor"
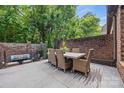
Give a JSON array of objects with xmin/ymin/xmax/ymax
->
[{"xmin": 0, "ymin": 60, "xmax": 124, "ymax": 88}]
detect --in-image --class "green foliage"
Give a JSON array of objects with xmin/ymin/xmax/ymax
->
[
  {"xmin": 79, "ymin": 12, "xmax": 101, "ymax": 37},
  {"xmin": 0, "ymin": 5, "xmax": 101, "ymax": 46},
  {"xmin": 60, "ymin": 41, "xmax": 69, "ymax": 52}
]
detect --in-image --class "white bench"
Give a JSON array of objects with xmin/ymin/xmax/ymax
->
[{"xmin": 10, "ymin": 54, "xmax": 31, "ymax": 64}]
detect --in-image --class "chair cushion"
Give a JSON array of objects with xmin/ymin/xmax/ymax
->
[{"xmin": 11, "ymin": 54, "xmax": 30, "ymax": 61}]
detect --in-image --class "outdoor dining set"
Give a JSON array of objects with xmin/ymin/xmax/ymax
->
[{"xmin": 48, "ymin": 48, "xmax": 94, "ymax": 77}]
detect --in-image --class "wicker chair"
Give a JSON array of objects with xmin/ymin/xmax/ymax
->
[
  {"xmin": 48, "ymin": 48, "xmax": 57, "ymax": 67},
  {"xmin": 73, "ymin": 49, "xmax": 94, "ymax": 77},
  {"xmin": 72, "ymin": 48, "xmax": 80, "ymax": 53},
  {"xmin": 56, "ymin": 49, "xmax": 72, "ymax": 72}
]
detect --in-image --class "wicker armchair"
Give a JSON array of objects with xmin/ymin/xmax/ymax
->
[
  {"xmin": 48, "ymin": 48, "xmax": 57, "ymax": 67},
  {"xmin": 72, "ymin": 48, "xmax": 80, "ymax": 53},
  {"xmin": 73, "ymin": 49, "xmax": 94, "ymax": 77},
  {"xmin": 56, "ymin": 49, "xmax": 72, "ymax": 72}
]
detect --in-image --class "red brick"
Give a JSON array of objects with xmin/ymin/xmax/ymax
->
[
  {"xmin": 65, "ymin": 34, "xmax": 113, "ymax": 65},
  {"xmin": 0, "ymin": 43, "xmax": 42, "ymax": 63}
]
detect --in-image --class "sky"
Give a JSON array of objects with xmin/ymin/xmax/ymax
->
[{"xmin": 76, "ymin": 5, "xmax": 106, "ymax": 26}]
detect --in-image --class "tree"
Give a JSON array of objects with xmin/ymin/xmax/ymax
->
[
  {"xmin": 0, "ymin": 5, "xmax": 101, "ymax": 47},
  {"xmin": 28, "ymin": 5, "xmax": 76, "ymax": 47},
  {"xmin": 79, "ymin": 12, "xmax": 101, "ymax": 37},
  {"xmin": 0, "ymin": 6, "xmax": 40, "ymax": 43}
]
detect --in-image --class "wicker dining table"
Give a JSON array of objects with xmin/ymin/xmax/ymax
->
[{"xmin": 64, "ymin": 52, "xmax": 86, "ymax": 59}]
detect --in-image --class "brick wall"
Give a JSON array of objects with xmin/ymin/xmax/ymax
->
[
  {"xmin": 65, "ymin": 34, "xmax": 114, "ymax": 66},
  {"xmin": 0, "ymin": 42, "xmax": 42, "ymax": 62},
  {"xmin": 117, "ymin": 62, "xmax": 124, "ymax": 82},
  {"xmin": 0, "ymin": 47, "xmax": 4, "ymax": 62},
  {"xmin": 120, "ymin": 8, "xmax": 124, "ymax": 61},
  {"xmin": 117, "ymin": 6, "xmax": 124, "ymax": 83},
  {"xmin": 116, "ymin": 6, "xmax": 121, "ymax": 64}
]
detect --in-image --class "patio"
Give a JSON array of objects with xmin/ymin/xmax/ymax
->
[{"xmin": 0, "ymin": 60, "xmax": 123, "ymax": 88}]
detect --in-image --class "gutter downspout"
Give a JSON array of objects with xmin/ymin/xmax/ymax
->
[
  {"xmin": 113, "ymin": 15, "xmax": 117, "ymax": 66},
  {"xmin": 110, "ymin": 14, "xmax": 117, "ymax": 66}
]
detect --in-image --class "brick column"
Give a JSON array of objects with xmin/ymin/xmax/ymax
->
[
  {"xmin": 117, "ymin": 6, "xmax": 124, "ymax": 83},
  {"xmin": 120, "ymin": 6, "xmax": 124, "ymax": 61},
  {"xmin": 116, "ymin": 6, "xmax": 121, "ymax": 63}
]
